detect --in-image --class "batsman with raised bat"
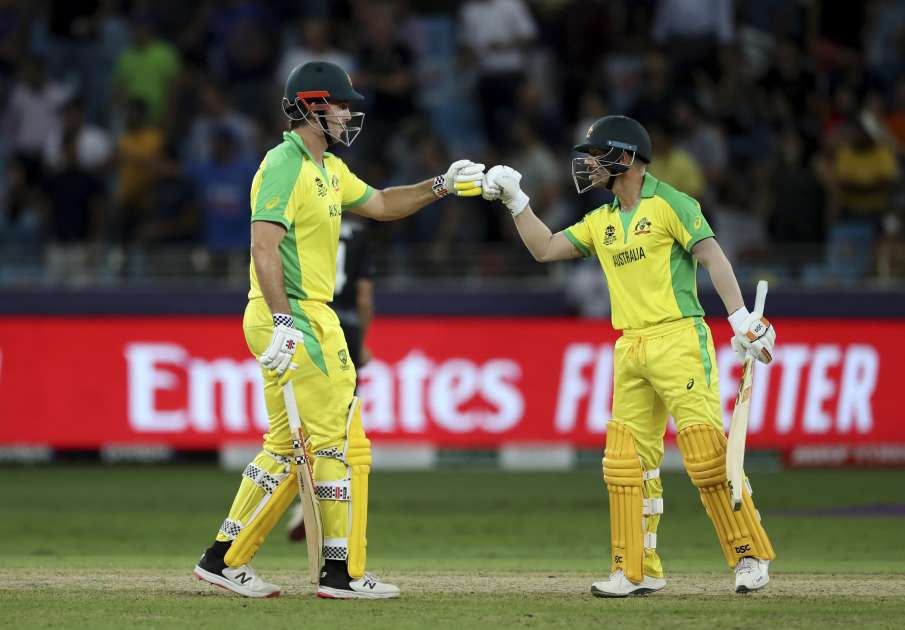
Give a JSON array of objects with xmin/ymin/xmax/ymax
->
[
  {"xmin": 484, "ymin": 115, "xmax": 776, "ymax": 596},
  {"xmin": 192, "ymin": 61, "xmax": 485, "ymax": 599}
]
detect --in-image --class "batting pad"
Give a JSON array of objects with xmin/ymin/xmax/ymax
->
[
  {"xmin": 602, "ymin": 422, "xmax": 647, "ymax": 583},
  {"xmin": 344, "ymin": 397, "xmax": 371, "ymax": 578},
  {"xmin": 677, "ymin": 424, "xmax": 775, "ymax": 567},
  {"xmin": 222, "ymin": 450, "xmax": 298, "ymax": 567}
]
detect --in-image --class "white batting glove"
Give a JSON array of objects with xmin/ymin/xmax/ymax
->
[
  {"xmin": 483, "ymin": 165, "xmax": 530, "ymax": 216},
  {"xmin": 259, "ymin": 313, "xmax": 304, "ymax": 375},
  {"xmin": 728, "ymin": 307, "xmax": 775, "ymax": 364},
  {"xmin": 433, "ymin": 159, "xmax": 485, "ymax": 198}
]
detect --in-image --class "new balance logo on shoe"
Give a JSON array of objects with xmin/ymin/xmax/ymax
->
[
  {"xmin": 363, "ymin": 577, "xmax": 376, "ymax": 590},
  {"xmin": 234, "ymin": 572, "xmax": 253, "ymax": 585}
]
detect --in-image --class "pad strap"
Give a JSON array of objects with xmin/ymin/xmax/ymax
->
[
  {"xmin": 219, "ymin": 518, "xmax": 242, "ymax": 540},
  {"xmin": 642, "ymin": 468, "xmax": 660, "ymax": 481},
  {"xmin": 242, "ymin": 463, "xmax": 287, "ymax": 495},
  {"xmin": 643, "ymin": 498, "xmax": 664, "ymax": 516},
  {"xmin": 644, "ymin": 532, "xmax": 657, "ymax": 549},
  {"xmin": 323, "ymin": 537, "xmax": 349, "ymax": 561},
  {"xmin": 315, "ymin": 479, "xmax": 351, "ymax": 501}
]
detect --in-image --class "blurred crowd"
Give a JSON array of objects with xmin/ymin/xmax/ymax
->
[{"xmin": 1, "ymin": 0, "xmax": 905, "ymax": 287}]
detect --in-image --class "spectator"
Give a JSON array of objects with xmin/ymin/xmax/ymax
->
[
  {"xmin": 759, "ymin": 39, "xmax": 818, "ymax": 132},
  {"xmin": 509, "ymin": 121, "xmax": 567, "ymax": 226},
  {"xmin": 188, "ymin": 127, "xmax": 257, "ymax": 258},
  {"xmin": 2, "ymin": 56, "xmax": 72, "ymax": 185},
  {"xmin": 208, "ymin": 2, "xmax": 277, "ymax": 120},
  {"xmin": 647, "ymin": 124, "xmax": 705, "ymax": 198},
  {"xmin": 864, "ymin": 0, "xmax": 905, "ymax": 90},
  {"xmin": 711, "ymin": 173, "xmax": 767, "ymax": 265},
  {"xmin": 832, "ymin": 119, "xmax": 900, "ymax": 228},
  {"xmin": 135, "ymin": 144, "xmax": 199, "ymax": 247},
  {"xmin": 276, "ymin": 18, "xmax": 355, "ymax": 88},
  {"xmin": 43, "ymin": 133, "xmax": 107, "ymax": 284},
  {"xmin": 354, "ymin": 4, "xmax": 417, "ymax": 155},
  {"xmin": 630, "ymin": 52, "xmax": 677, "ymax": 126},
  {"xmin": 185, "ymin": 80, "xmax": 257, "ymax": 164},
  {"xmin": 459, "ymin": 0, "xmax": 538, "ymax": 149},
  {"xmin": 112, "ymin": 99, "xmax": 163, "ymax": 242},
  {"xmin": 652, "ymin": 0, "xmax": 734, "ymax": 77},
  {"xmin": 0, "ymin": 2, "xmax": 28, "ymax": 97},
  {"xmin": 112, "ymin": 15, "xmax": 181, "ymax": 123},
  {"xmin": 513, "ymin": 79, "xmax": 563, "ymax": 149},
  {"xmin": 884, "ymin": 79, "xmax": 905, "ymax": 152},
  {"xmin": 43, "ymin": 98, "xmax": 113, "ymax": 174},
  {"xmin": 672, "ymin": 100, "xmax": 728, "ymax": 188},
  {"xmin": 765, "ymin": 129, "xmax": 829, "ymax": 246},
  {"xmin": 0, "ymin": 157, "xmax": 43, "ymax": 248}
]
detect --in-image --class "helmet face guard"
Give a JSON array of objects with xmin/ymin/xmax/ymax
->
[
  {"xmin": 282, "ymin": 90, "xmax": 365, "ymax": 147},
  {"xmin": 571, "ymin": 144, "xmax": 636, "ymax": 194}
]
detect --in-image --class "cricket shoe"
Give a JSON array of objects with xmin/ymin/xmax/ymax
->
[
  {"xmin": 287, "ymin": 503, "xmax": 306, "ymax": 542},
  {"xmin": 317, "ymin": 559, "xmax": 400, "ymax": 599},
  {"xmin": 734, "ymin": 557, "xmax": 769, "ymax": 593},
  {"xmin": 193, "ymin": 548, "xmax": 281, "ymax": 598},
  {"xmin": 590, "ymin": 569, "xmax": 666, "ymax": 598}
]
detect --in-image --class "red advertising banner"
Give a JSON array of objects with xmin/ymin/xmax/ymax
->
[{"xmin": 0, "ymin": 316, "xmax": 901, "ymax": 449}]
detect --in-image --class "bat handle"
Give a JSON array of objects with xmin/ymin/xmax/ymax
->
[{"xmin": 753, "ymin": 280, "xmax": 768, "ymax": 314}]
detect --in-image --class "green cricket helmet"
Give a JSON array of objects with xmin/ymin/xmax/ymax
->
[
  {"xmin": 282, "ymin": 61, "xmax": 365, "ymax": 147},
  {"xmin": 572, "ymin": 115, "xmax": 651, "ymax": 193}
]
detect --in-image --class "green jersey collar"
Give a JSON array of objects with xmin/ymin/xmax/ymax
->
[
  {"xmin": 283, "ymin": 131, "xmax": 329, "ymax": 180},
  {"xmin": 641, "ymin": 172, "xmax": 660, "ymax": 198},
  {"xmin": 609, "ymin": 172, "xmax": 660, "ymax": 212}
]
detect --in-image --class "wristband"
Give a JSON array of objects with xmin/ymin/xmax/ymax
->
[
  {"xmin": 273, "ymin": 313, "xmax": 294, "ymax": 328},
  {"xmin": 432, "ymin": 174, "xmax": 449, "ymax": 198}
]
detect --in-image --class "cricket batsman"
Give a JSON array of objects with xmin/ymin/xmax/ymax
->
[
  {"xmin": 193, "ymin": 61, "xmax": 484, "ymax": 599},
  {"xmin": 482, "ymin": 115, "xmax": 776, "ymax": 596}
]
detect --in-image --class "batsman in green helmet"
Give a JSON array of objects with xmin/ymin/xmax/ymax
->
[{"xmin": 193, "ymin": 61, "xmax": 485, "ymax": 600}]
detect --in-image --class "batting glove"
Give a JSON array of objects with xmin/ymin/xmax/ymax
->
[
  {"xmin": 433, "ymin": 159, "xmax": 485, "ymax": 198},
  {"xmin": 728, "ymin": 307, "xmax": 775, "ymax": 364},
  {"xmin": 259, "ymin": 313, "xmax": 304, "ymax": 375},
  {"xmin": 483, "ymin": 165, "xmax": 530, "ymax": 216}
]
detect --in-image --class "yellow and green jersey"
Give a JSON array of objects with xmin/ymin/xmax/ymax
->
[
  {"xmin": 564, "ymin": 173, "xmax": 714, "ymax": 331},
  {"xmin": 248, "ymin": 131, "xmax": 373, "ymax": 303}
]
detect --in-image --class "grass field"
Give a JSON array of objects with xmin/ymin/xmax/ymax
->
[{"xmin": 4, "ymin": 465, "xmax": 905, "ymax": 629}]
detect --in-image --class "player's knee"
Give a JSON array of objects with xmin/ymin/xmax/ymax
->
[{"xmin": 676, "ymin": 423, "xmax": 727, "ymax": 488}]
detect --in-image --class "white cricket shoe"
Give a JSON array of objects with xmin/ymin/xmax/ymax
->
[
  {"xmin": 735, "ymin": 557, "xmax": 770, "ymax": 593},
  {"xmin": 194, "ymin": 553, "xmax": 281, "ymax": 598},
  {"xmin": 590, "ymin": 569, "xmax": 666, "ymax": 598},
  {"xmin": 317, "ymin": 561, "xmax": 400, "ymax": 599}
]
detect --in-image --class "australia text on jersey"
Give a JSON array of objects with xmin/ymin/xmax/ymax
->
[{"xmin": 612, "ymin": 246, "xmax": 646, "ymax": 267}]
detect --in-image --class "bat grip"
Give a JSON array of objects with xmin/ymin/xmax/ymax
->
[{"xmin": 753, "ymin": 280, "xmax": 768, "ymax": 314}]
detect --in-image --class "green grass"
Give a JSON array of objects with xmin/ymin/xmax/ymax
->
[{"xmin": 3, "ymin": 466, "xmax": 905, "ymax": 628}]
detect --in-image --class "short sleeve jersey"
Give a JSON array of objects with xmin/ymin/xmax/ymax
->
[
  {"xmin": 564, "ymin": 173, "xmax": 715, "ymax": 331},
  {"xmin": 248, "ymin": 132, "xmax": 373, "ymax": 303}
]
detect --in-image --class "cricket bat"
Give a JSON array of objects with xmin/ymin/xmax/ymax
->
[
  {"xmin": 282, "ymin": 380, "xmax": 324, "ymax": 584},
  {"xmin": 726, "ymin": 280, "xmax": 768, "ymax": 512}
]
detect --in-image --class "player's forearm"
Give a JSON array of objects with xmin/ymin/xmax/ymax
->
[
  {"xmin": 372, "ymin": 180, "xmax": 437, "ymax": 221},
  {"xmin": 251, "ymin": 245, "xmax": 292, "ymax": 317},
  {"xmin": 701, "ymin": 247, "xmax": 744, "ymax": 314},
  {"xmin": 513, "ymin": 205, "xmax": 555, "ymax": 261}
]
